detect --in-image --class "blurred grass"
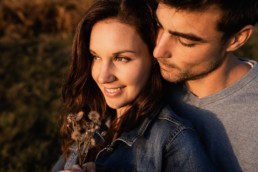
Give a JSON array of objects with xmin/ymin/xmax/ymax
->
[{"xmin": 0, "ymin": 0, "xmax": 257, "ymax": 171}]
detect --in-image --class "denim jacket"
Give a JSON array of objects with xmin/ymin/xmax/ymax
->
[{"xmin": 52, "ymin": 105, "xmax": 215, "ymax": 172}]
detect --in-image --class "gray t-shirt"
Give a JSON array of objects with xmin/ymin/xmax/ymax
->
[{"xmin": 168, "ymin": 59, "xmax": 258, "ymax": 171}]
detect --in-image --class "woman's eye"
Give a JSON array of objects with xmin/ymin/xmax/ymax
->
[
  {"xmin": 156, "ymin": 21, "xmax": 161, "ymax": 28},
  {"xmin": 114, "ymin": 56, "xmax": 130, "ymax": 62},
  {"xmin": 178, "ymin": 37, "xmax": 196, "ymax": 48},
  {"xmin": 92, "ymin": 55, "xmax": 100, "ymax": 61}
]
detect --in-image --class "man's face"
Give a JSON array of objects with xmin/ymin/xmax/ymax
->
[{"xmin": 154, "ymin": 3, "xmax": 228, "ymax": 83}]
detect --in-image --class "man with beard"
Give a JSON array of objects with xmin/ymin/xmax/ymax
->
[{"xmin": 154, "ymin": 0, "xmax": 258, "ymax": 171}]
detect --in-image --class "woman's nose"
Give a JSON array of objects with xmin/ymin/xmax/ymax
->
[{"xmin": 97, "ymin": 62, "xmax": 116, "ymax": 84}]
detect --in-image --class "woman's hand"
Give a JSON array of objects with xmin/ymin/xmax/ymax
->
[{"xmin": 59, "ymin": 162, "xmax": 95, "ymax": 172}]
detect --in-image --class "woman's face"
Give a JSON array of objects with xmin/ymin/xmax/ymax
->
[{"xmin": 90, "ymin": 19, "xmax": 152, "ymax": 117}]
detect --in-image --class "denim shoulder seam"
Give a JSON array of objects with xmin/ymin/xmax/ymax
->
[{"xmin": 164, "ymin": 125, "xmax": 193, "ymax": 151}]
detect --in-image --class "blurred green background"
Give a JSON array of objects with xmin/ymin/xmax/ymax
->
[{"xmin": 0, "ymin": 0, "xmax": 257, "ymax": 171}]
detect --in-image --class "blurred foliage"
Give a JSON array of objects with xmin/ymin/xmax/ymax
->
[
  {"xmin": 0, "ymin": 0, "xmax": 257, "ymax": 171},
  {"xmin": 236, "ymin": 27, "xmax": 258, "ymax": 60},
  {"xmin": 0, "ymin": 35, "xmax": 70, "ymax": 172},
  {"xmin": 0, "ymin": 0, "xmax": 93, "ymax": 171}
]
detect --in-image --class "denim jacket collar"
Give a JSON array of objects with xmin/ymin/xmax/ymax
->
[{"xmin": 114, "ymin": 103, "xmax": 164, "ymax": 147}]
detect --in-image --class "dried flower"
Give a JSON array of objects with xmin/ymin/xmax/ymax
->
[
  {"xmin": 88, "ymin": 111, "xmax": 100, "ymax": 124},
  {"xmin": 67, "ymin": 110, "xmax": 101, "ymax": 166},
  {"xmin": 71, "ymin": 130, "xmax": 81, "ymax": 141}
]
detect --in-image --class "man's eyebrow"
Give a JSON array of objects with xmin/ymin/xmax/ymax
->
[
  {"xmin": 169, "ymin": 30, "xmax": 207, "ymax": 42},
  {"xmin": 155, "ymin": 13, "xmax": 207, "ymax": 43}
]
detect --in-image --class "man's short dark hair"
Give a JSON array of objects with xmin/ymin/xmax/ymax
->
[{"xmin": 159, "ymin": 0, "xmax": 258, "ymax": 39}]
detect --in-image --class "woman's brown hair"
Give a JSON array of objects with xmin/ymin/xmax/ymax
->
[{"xmin": 59, "ymin": 0, "xmax": 164, "ymax": 160}]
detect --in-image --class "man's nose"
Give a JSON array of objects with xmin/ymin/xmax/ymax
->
[{"xmin": 153, "ymin": 30, "xmax": 172, "ymax": 59}]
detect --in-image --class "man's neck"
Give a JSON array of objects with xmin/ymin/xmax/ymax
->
[{"xmin": 185, "ymin": 54, "xmax": 251, "ymax": 98}]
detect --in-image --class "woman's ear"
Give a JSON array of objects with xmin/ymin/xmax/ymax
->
[{"xmin": 226, "ymin": 25, "xmax": 254, "ymax": 52}]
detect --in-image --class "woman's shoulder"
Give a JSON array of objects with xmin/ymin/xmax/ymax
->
[
  {"xmin": 156, "ymin": 105, "xmax": 193, "ymax": 130},
  {"xmin": 152, "ymin": 105, "xmax": 203, "ymax": 149},
  {"xmin": 150, "ymin": 105, "xmax": 196, "ymax": 140},
  {"xmin": 147, "ymin": 105, "xmax": 200, "ymax": 149}
]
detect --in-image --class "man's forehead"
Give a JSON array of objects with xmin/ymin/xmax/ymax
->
[
  {"xmin": 156, "ymin": 3, "xmax": 222, "ymax": 17},
  {"xmin": 156, "ymin": 3, "xmax": 224, "ymax": 42}
]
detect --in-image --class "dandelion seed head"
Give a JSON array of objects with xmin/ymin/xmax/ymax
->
[
  {"xmin": 71, "ymin": 130, "xmax": 81, "ymax": 141},
  {"xmin": 88, "ymin": 111, "xmax": 100, "ymax": 123}
]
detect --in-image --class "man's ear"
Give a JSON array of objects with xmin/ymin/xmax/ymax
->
[{"xmin": 226, "ymin": 25, "xmax": 254, "ymax": 52}]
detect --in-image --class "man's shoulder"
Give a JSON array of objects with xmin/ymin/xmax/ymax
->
[
  {"xmin": 240, "ymin": 58, "xmax": 258, "ymax": 84},
  {"xmin": 239, "ymin": 57, "xmax": 257, "ymax": 64}
]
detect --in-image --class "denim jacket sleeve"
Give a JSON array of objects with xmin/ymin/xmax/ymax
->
[
  {"xmin": 51, "ymin": 154, "xmax": 65, "ymax": 172},
  {"xmin": 164, "ymin": 129, "xmax": 216, "ymax": 172},
  {"xmin": 51, "ymin": 143, "xmax": 78, "ymax": 171}
]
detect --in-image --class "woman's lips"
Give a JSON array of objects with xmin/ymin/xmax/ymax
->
[{"xmin": 103, "ymin": 86, "xmax": 124, "ymax": 97}]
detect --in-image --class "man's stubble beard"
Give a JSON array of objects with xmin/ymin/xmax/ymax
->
[{"xmin": 158, "ymin": 53, "xmax": 226, "ymax": 83}]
